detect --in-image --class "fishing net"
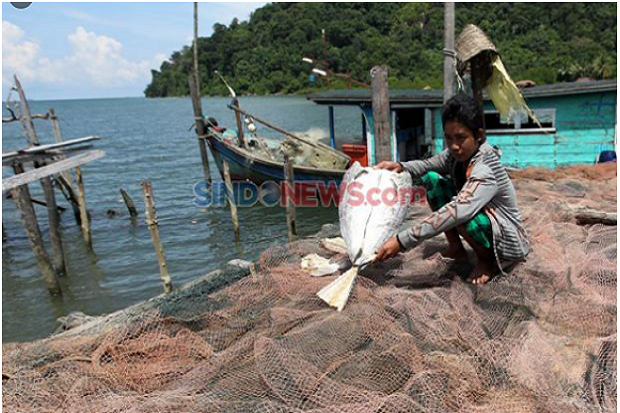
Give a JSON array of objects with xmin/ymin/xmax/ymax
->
[{"xmin": 3, "ymin": 162, "xmax": 617, "ymax": 413}]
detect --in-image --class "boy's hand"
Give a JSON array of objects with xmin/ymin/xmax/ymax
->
[
  {"xmin": 374, "ymin": 236, "xmax": 402, "ymax": 262},
  {"xmin": 374, "ymin": 161, "xmax": 403, "ymax": 173}
]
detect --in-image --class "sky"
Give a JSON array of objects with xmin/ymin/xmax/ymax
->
[{"xmin": 2, "ymin": 2, "xmax": 267, "ymax": 100}]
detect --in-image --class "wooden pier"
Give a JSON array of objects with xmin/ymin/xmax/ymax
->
[{"xmin": 2, "ymin": 76, "xmax": 104, "ymax": 294}]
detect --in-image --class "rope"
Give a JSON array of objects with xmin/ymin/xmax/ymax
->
[{"xmin": 442, "ymin": 48, "xmax": 457, "ymax": 58}]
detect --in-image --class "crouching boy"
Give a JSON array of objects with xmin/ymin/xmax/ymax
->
[{"xmin": 374, "ymin": 93, "xmax": 529, "ymax": 284}]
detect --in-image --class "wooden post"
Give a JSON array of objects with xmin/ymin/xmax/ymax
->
[
  {"xmin": 443, "ymin": 2, "xmax": 455, "ymax": 103},
  {"xmin": 283, "ymin": 155, "xmax": 297, "ymax": 242},
  {"xmin": 13, "ymin": 76, "xmax": 39, "ymax": 147},
  {"xmin": 48, "ymin": 108, "xmax": 74, "ymax": 186},
  {"xmin": 189, "ymin": 3, "xmax": 212, "ymax": 185},
  {"xmin": 361, "ymin": 112, "xmax": 367, "ymax": 140},
  {"xmin": 193, "ymin": 2, "xmax": 200, "ymax": 91},
  {"xmin": 75, "ymin": 166, "xmax": 92, "ymax": 251},
  {"xmin": 11, "ymin": 163, "xmax": 62, "ymax": 295},
  {"xmin": 328, "ymin": 106, "xmax": 336, "ymax": 148},
  {"xmin": 222, "ymin": 160, "xmax": 240, "ymax": 241},
  {"xmin": 141, "ymin": 180, "xmax": 173, "ymax": 293},
  {"xmin": 470, "ymin": 56, "xmax": 488, "ymax": 139},
  {"xmin": 14, "ymin": 76, "xmax": 66, "ymax": 275},
  {"xmin": 56, "ymin": 174, "xmax": 82, "ymax": 226},
  {"xmin": 119, "ymin": 188, "xmax": 138, "ymax": 219},
  {"xmin": 41, "ymin": 171, "xmax": 66, "ymax": 276},
  {"xmin": 232, "ymin": 98, "xmax": 246, "ymax": 147},
  {"xmin": 189, "ymin": 76, "xmax": 213, "ymax": 186},
  {"xmin": 370, "ymin": 66, "xmax": 391, "ymax": 163}
]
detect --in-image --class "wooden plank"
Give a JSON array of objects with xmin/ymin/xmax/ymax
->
[
  {"xmin": 574, "ymin": 209, "xmax": 616, "ymax": 226},
  {"xmin": 2, "ymin": 136, "xmax": 99, "ymax": 161},
  {"xmin": 2, "ymin": 150, "xmax": 105, "ymax": 191},
  {"xmin": 11, "ymin": 163, "xmax": 62, "ymax": 295},
  {"xmin": 142, "ymin": 180, "xmax": 173, "ymax": 293},
  {"xmin": 371, "ymin": 65, "xmax": 391, "ymax": 163}
]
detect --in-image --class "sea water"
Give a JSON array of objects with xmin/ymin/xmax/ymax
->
[{"xmin": 2, "ymin": 96, "xmax": 363, "ymax": 342}]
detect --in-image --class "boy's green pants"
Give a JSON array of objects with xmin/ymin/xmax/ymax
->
[{"xmin": 421, "ymin": 171, "xmax": 493, "ymax": 249}]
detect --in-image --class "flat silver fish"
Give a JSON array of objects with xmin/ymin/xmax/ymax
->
[{"xmin": 318, "ymin": 162, "xmax": 412, "ymax": 310}]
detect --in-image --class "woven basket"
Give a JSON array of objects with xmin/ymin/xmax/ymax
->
[{"xmin": 456, "ymin": 24, "xmax": 497, "ymax": 63}]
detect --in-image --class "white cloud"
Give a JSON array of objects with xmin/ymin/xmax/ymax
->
[
  {"xmin": 2, "ymin": 21, "xmax": 166, "ymax": 96},
  {"xmin": 3, "ymin": 21, "xmax": 61, "ymax": 86}
]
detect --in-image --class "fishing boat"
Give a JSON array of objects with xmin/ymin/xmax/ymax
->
[
  {"xmin": 196, "ymin": 71, "xmax": 352, "ymax": 186},
  {"xmin": 204, "ymin": 108, "xmax": 351, "ymax": 186}
]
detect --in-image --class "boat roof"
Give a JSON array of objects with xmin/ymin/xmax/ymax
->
[{"xmin": 307, "ymin": 79, "xmax": 617, "ymax": 107}]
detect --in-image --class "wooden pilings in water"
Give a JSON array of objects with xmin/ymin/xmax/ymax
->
[
  {"xmin": 283, "ymin": 155, "xmax": 297, "ymax": 242},
  {"xmin": 41, "ymin": 169, "xmax": 66, "ymax": 276},
  {"xmin": 48, "ymin": 106, "xmax": 94, "ymax": 252},
  {"xmin": 222, "ymin": 160, "xmax": 241, "ymax": 241},
  {"xmin": 141, "ymin": 180, "xmax": 173, "ymax": 293},
  {"xmin": 14, "ymin": 76, "xmax": 67, "ymax": 276},
  {"xmin": 119, "ymin": 188, "xmax": 139, "ymax": 219},
  {"xmin": 188, "ymin": 3, "xmax": 212, "ymax": 185},
  {"xmin": 75, "ymin": 167, "xmax": 92, "ymax": 251},
  {"xmin": 3, "ymin": 76, "xmax": 104, "ymax": 295},
  {"xmin": 49, "ymin": 108, "xmax": 74, "ymax": 185},
  {"xmin": 11, "ymin": 163, "xmax": 62, "ymax": 295},
  {"xmin": 188, "ymin": 75, "xmax": 213, "ymax": 185}
]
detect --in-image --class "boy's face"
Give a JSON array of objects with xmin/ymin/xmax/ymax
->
[{"xmin": 444, "ymin": 120, "xmax": 483, "ymax": 163}]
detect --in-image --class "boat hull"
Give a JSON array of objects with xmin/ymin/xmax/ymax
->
[{"xmin": 207, "ymin": 134, "xmax": 346, "ymax": 186}]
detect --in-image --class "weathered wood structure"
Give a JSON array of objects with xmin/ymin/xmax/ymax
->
[
  {"xmin": 142, "ymin": 180, "xmax": 173, "ymax": 293},
  {"xmin": 3, "ymin": 76, "xmax": 104, "ymax": 293}
]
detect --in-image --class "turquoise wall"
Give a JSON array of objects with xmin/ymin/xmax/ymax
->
[{"xmin": 432, "ymin": 91, "xmax": 616, "ymax": 168}]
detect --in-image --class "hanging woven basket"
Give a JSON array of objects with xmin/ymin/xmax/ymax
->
[{"xmin": 456, "ymin": 24, "xmax": 497, "ymax": 63}]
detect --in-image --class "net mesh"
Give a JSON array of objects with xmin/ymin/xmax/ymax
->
[{"xmin": 3, "ymin": 163, "xmax": 617, "ymax": 412}]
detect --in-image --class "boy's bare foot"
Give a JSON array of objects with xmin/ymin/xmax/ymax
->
[
  {"xmin": 467, "ymin": 261, "xmax": 498, "ymax": 285},
  {"xmin": 441, "ymin": 246, "xmax": 468, "ymax": 262}
]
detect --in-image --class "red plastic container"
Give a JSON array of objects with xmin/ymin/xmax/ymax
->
[{"xmin": 342, "ymin": 144, "xmax": 368, "ymax": 167}]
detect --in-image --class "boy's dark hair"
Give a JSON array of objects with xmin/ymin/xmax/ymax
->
[{"xmin": 442, "ymin": 93, "xmax": 485, "ymax": 143}]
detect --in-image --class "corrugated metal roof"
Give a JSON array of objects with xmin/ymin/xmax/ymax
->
[{"xmin": 307, "ymin": 79, "xmax": 617, "ymax": 106}]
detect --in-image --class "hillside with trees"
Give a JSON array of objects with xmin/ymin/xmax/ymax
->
[{"xmin": 144, "ymin": 2, "xmax": 617, "ymax": 97}]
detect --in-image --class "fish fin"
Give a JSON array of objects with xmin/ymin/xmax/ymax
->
[{"xmin": 317, "ymin": 267, "xmax": 359, "ymax": 311}]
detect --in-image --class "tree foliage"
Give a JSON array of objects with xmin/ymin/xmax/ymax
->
[{"xmin": 144, "ymin": 2, "xmax": 616, "ymax": 97}]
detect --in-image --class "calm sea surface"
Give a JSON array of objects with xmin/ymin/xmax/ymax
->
[{"xmin": 2, "ymin": 96, "xmax": 363, "ymax": 342}]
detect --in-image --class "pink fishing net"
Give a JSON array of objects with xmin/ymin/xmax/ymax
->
[{"xmin": 3, "ymin": 163, "xmax": 617, "ymax": 412}]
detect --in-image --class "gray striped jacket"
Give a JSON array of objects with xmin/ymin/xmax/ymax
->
[{"xmin": 397, "ymin": 143, "xmax": 530, "ymax": 268}]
